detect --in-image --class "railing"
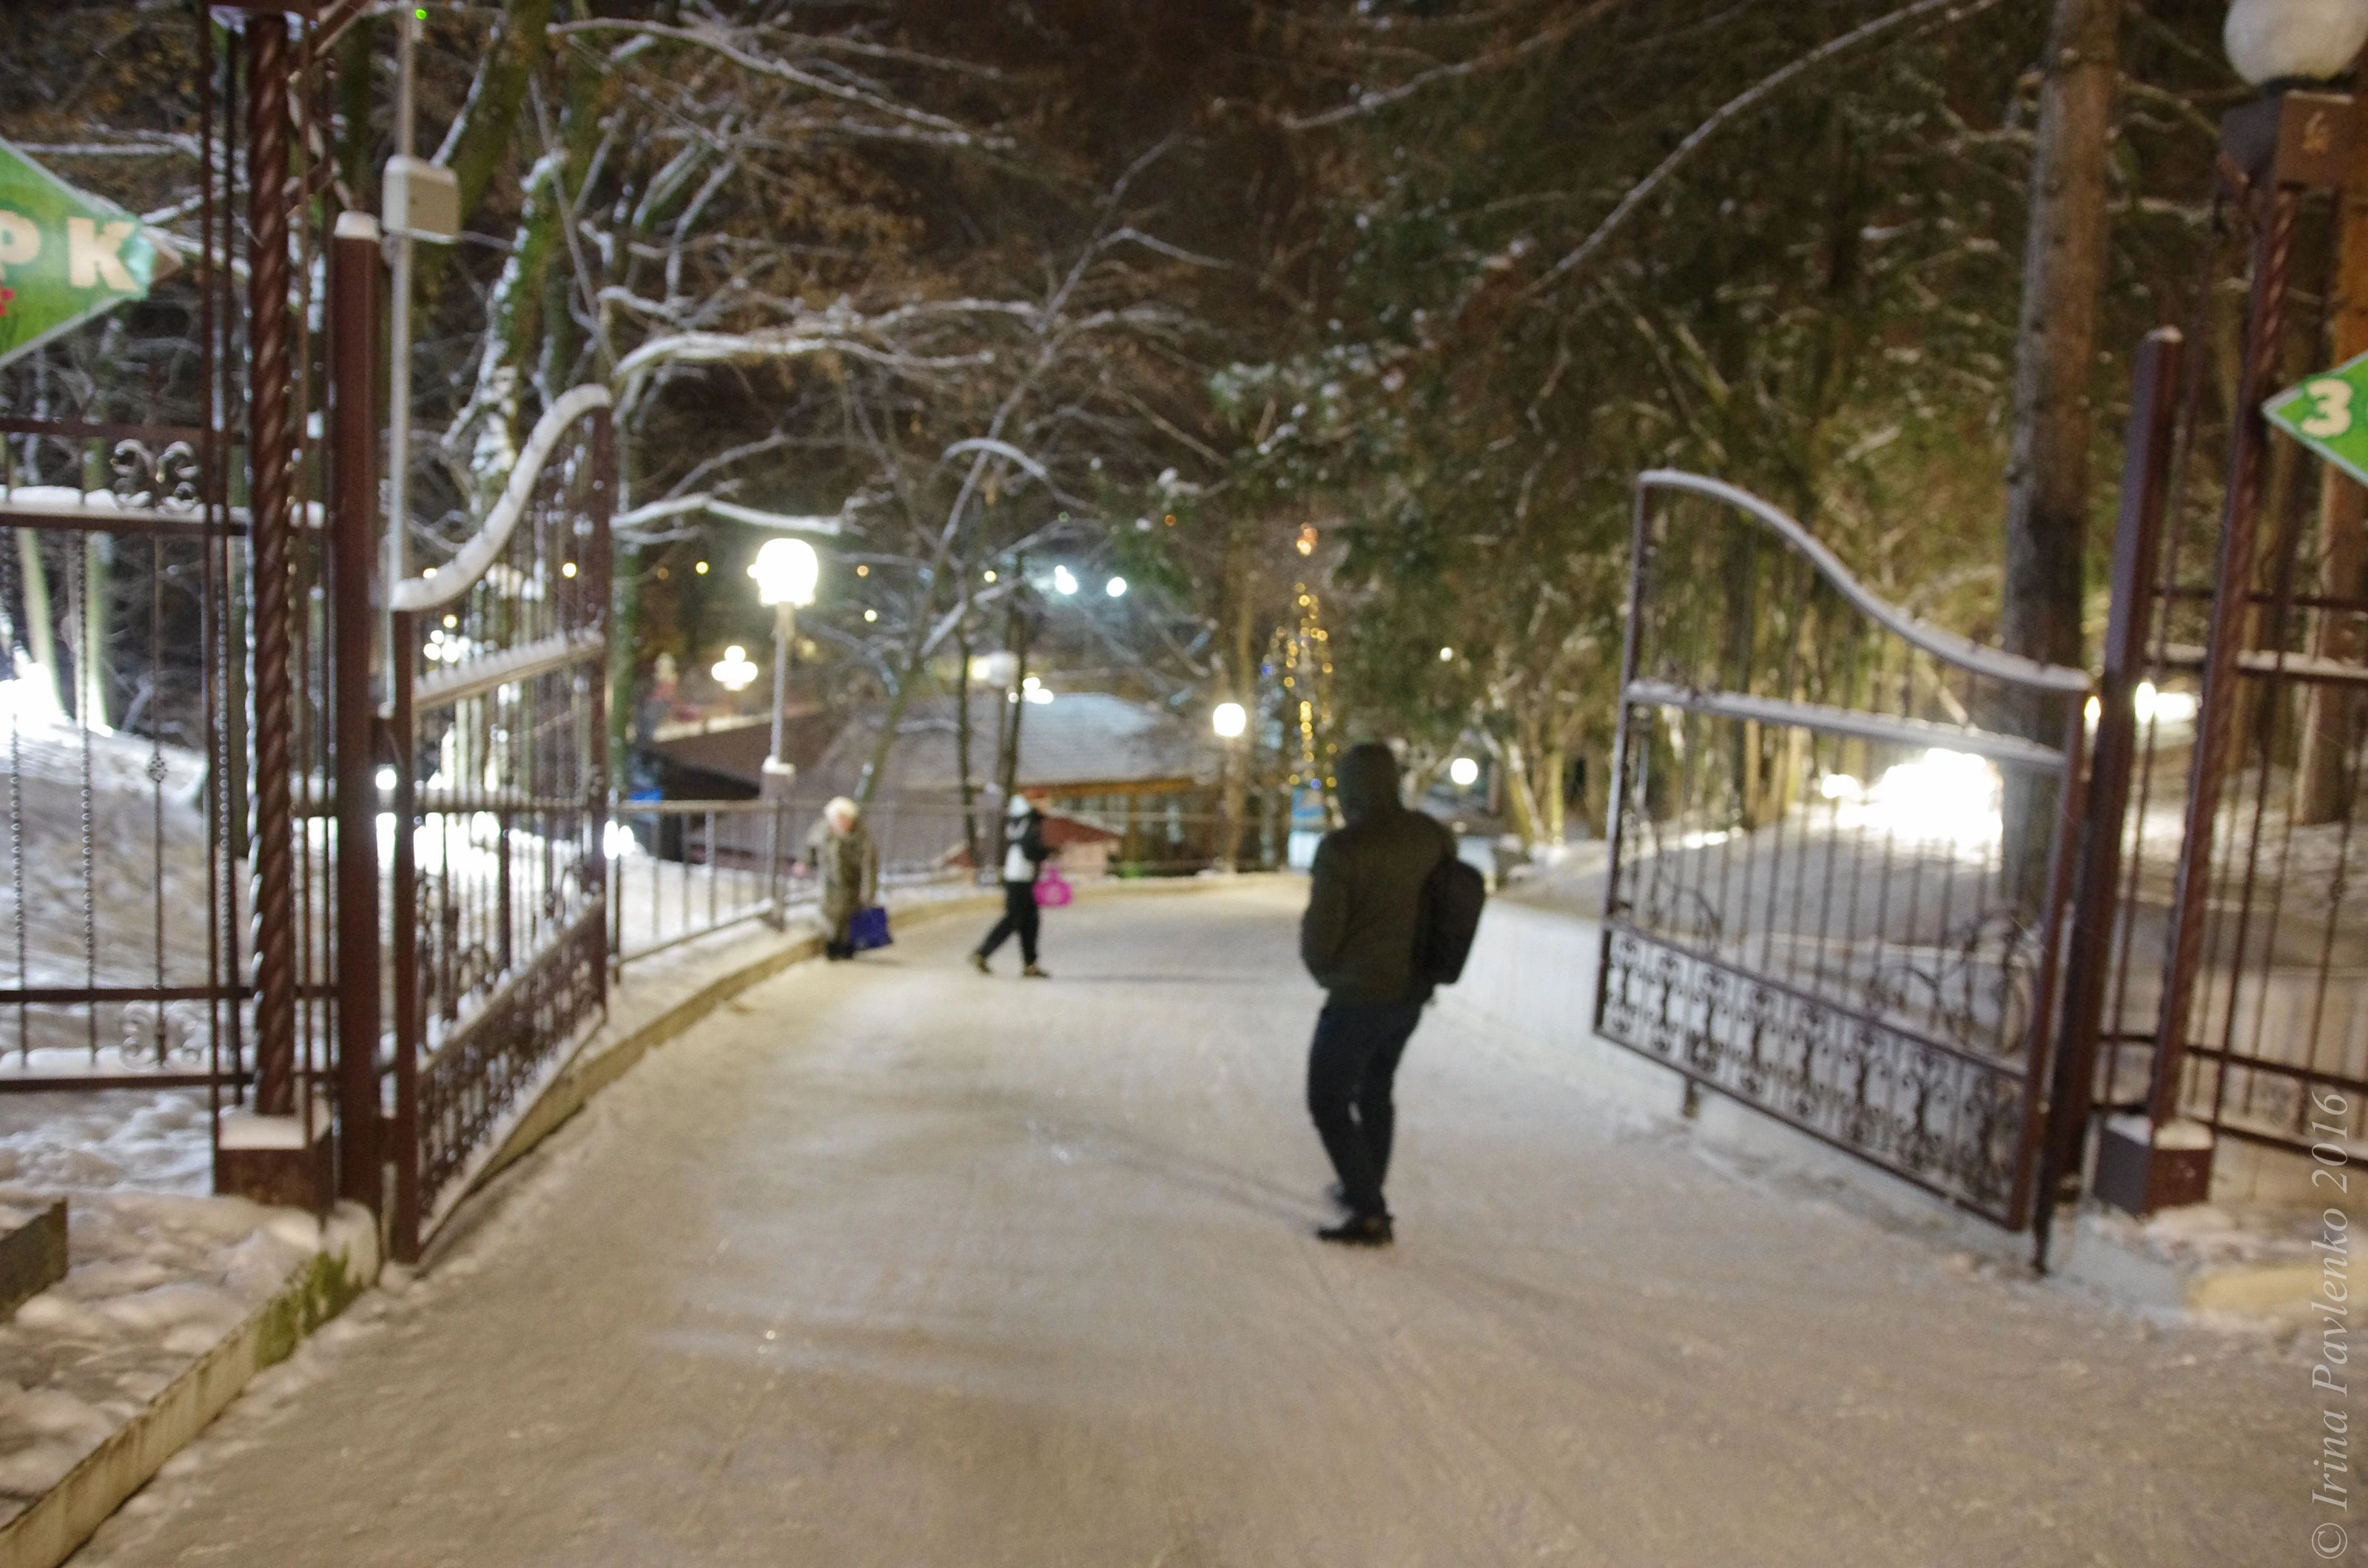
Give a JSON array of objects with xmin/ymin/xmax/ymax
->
[
  {"xmin": 1596, "ymin": 471, "xmax": 2093, "ymax": 1228},
  {"xmin": 0, "ymin": 422, "xmax": 250, "ymax": 1100},
  {"xmin": 388, "ymin": 386, "xmax": 613, "ymax": 1258}
]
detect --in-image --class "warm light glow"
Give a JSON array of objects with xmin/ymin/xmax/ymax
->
[
  {"xmin": 375, "ymin": 766, "xmax": 398, "ymax": 792},
  {"xmin": 983, "ymin": 569, "xmax": 998, "ymax": 583},
  {"xmin": 443, "ymin": 613, "xmax": 457, "ymax": 628},
  {"xmin": 560, "ymin": 562, "xmax": 577, "ymax": 578},
  {"xmin": 1212, "ymin": 701, "xmax": 1248, "ymax": 739},
  {"xmin": 1106, "ymin": 576, "xmax": 1128, "ymax": 598},
  {"xmin": 1818, "ymin": 773, "xmax": 1863, "ymax": 802},
  {"xmin": 712, "ymin": 645, "xmax": 759, "ymax": 692},
  {"xmin": 856, "ymin": 564, "xmax": 870, "ymax": 577},
  {"xmin": 1837, "ymin": 748, "xmax": 2002, "ymax": 857},
  {"xmin": 1023, "ymin": 676, "xmax": 1042, "ymax": 692},
  {"xmin": 1052, "ymin": 565, "xmax": 1080, "ymax": 596},
  {"xmin": 1439, "ymin": 646, "xmax": 1455, "ymax": 662},
  {"xmin": 971, "ymin": 650, "xmax": 1020, "ymax": 689},
  {"xmin": 2135, "ymin": 680, "xmax": 2199, "ymax": 727},
  {"xmin": 1448, "ymin": 756, "xmax": 1481, "ymax": 789},
  {"xmin": 1295, "ymin": 525, "xmax": 1319, "ymax": 556},
  {"xmin": 1025, "ymin": 687, "xmax": 1054, "ymax": 705},
  {"xmin": 864, "ymin": 608, "xmax": 878, "ymax": 622},
  {"xmin": 695, "ymin": 560, "xmax": 710, "ymax": 575},
  {"xmin": 752, "ymin": 538, "xmax": 821, "ymax": 607}
]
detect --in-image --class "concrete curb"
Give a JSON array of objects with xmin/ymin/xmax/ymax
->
[{"xmin": 0, "ymin": 1205, "xmax": 379, "ymax": 1568}]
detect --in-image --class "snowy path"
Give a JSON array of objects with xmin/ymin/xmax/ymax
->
[{"xmin": 74, "ymin": 884, "xmax": 2297, "ymax": 1566}]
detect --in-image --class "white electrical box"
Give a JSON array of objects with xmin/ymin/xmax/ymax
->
[{"xmin": 383, "ymin": 155, "xmax": 459, "ymax": 243}]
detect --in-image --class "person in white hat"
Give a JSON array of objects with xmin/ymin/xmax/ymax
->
[
  {"xmin": 971, "ymin": 793, "xmax": 1052, "ymax": 977},
  {"xmin": 805, "ymin": 795, "xmax": 877, "ymax": 960}
]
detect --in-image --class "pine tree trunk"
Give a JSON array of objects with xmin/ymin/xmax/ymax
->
[
  {"xmin": 2298, "ymin": 98, "xmax": 2368, "ymax": 825},
  {"xmin": 1999, "ymin": 0, "xmax": 2122, "ymax": 901}
]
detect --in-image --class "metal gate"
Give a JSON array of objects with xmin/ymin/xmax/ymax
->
[
  {"xmin": 1595, "ymin": 471, "xmax": 2094, "ymax": 1226},
  {"xmin": 386, "ymin": 388, "xmax": 613, "ymax": 1259}
]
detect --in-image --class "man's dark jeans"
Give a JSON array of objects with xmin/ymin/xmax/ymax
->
[
  {"xmin": 977, "ymin": 881, "xmax": 1040, "ymax": 965},
  {"xmin": 1305, "ymin": 997, "xmax": 1424, "ymax": 1220}
]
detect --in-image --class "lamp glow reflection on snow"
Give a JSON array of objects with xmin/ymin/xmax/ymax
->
[
  {"xmin": 2224, "ymin": 0, "xmax": 2368, "ymax": 85},
  {"xmin": 1211, "ymin": 701, "xmax": 1247, "ymax": 739}
]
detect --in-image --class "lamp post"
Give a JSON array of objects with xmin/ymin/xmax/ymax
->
[
  {"xmin": 749, "ymin": 539, "xmax": 820, "ymax": 921},
  {"xmin": 1211, "ymin": 701, "xmax": 1248, "ymax": 872},
  {"xmin": 2103, "ymin": 0, "xmax": 2365, "ymax": 1219}
]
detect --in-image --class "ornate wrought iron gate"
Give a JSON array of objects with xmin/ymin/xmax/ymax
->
[
  {"xmin": 386, "ymin": 389, "xmax": 613, "ymax": 1259},
  {"xmin": 1595, "ymin": 471, "xmax": 2095, "ymax": 1227}
]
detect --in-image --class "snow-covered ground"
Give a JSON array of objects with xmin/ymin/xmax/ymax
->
[{"xmin": 64, "ymin": 884, "xmax": 2302, "ymax": 1567}]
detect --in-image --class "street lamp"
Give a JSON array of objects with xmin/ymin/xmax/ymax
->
[
  {"xmin": 1211, "ymin": 701, "xmax": 1247, "ymax": 739},
  {"xmin": 2225, "ymin": 0, "xmax": 2368, "ymax": 85},
  {"xmin": 748, "ymin": 539, "xmax": 820, "ymax": 784},
  {"xmin": 748, "ymin": 538, "xmax": 819, "ymax": 925},
  {"xmin": 712, "ymin": 645, "xmax": 758, "ymax": 693},
  {"xmin": 1052, "ymin": 564, "xmax": 1080, "ymax": 596},
  {"xmin": 1211, "ymin": 701, "xmax": 1250, "ymax": 871},
  {"xmin": 1448, "ymin": 756, "xmax": 1481, "ymax": 789}
]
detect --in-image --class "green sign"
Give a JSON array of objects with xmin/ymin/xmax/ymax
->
[
  {"xmin": 2267, "ymin": 351, "xmax": 2368, "ymax": 485},
  {"xmin": 0, "ymin": 137, "xmax": 175, "ymax": 369}
]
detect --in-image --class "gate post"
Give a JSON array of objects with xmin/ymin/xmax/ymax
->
[
  {"xmin": 329, "ymin": 212, "xmax": 383, "ymax": 1217},
  {"xmin": 2132, "ymin": 120, "xmax": 2327, "ymax": 1214},
  {"xmin": 243, "ymin": 14, "xmax": 300, "ymax": 1119},
  {"xmin": 2034, "ymin": 327, "xmax": 2182, "ymax": 1264}
]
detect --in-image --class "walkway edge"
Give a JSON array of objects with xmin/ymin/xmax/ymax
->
[{"xmin": 0, "ymin": 1204, "xmax": 380, "ymax": 1568}]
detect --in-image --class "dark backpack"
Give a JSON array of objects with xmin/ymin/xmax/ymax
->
[{"xmin": 1416, "ymin": 838, "xmax": 1487, "ymax": 986}]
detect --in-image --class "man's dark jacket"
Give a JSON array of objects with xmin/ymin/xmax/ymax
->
[{"xmin": 1300, "ymin": 744, "xmax": 1454, "ymax": 1004}]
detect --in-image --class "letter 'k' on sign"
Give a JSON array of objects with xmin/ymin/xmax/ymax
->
[{"xmin": 0, "ymin": 137, "xmax": 176, "ymax": 369}]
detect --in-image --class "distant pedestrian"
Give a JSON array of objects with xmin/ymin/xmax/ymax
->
[
  {"xmin": 970, "ymin": 793, "xmax": 1052, "ymax": 978},
  {"xmin": 807, "ymin": 796, "xmax": 878, "ymax": 961},
  {"xmin": 1299, "ymin": 741, "xmax": 1455, "ymax": 1246}
]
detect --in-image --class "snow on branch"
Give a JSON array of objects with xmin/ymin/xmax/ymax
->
[
  {"xmin": 550, "ymin": 19, "xmax": 1011, "ymax": 151},
  {"xmin": 1282, "ymin": 0, "xmax": 1622, "ymax": 132},
  {"xmin": 1528, "ymin": 0, "xmax": 2007, "ymax": 297}
]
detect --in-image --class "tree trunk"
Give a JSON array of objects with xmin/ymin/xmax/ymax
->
[
  {"xmin": 955, "ymin": 623, "xmax": 981, "ymax": 875},
  {"xmin": 2298, "ymin": 97, "xmax": 2368, "ymax": 825},
  {"xmin": 1217, "ymin": 525, "xmax": 1254, "ymax": 869},
  {"xmin": 1999, "ymin": 0, "xmax": 2122, "ymax": 901}
]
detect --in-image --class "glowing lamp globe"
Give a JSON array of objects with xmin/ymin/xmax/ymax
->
[
  {"xmin": 712, "ymin": 645, "xmax": 759, "ymax": 692},
  {"xmin": 1211, "ymin": 701, "xmax": 1248, "ymax": 739},
  {"xmin": 750, "ymin": 539, "xmax": 821, "ymax": 608},
  {"xmin": 1448, "ymin": 756, "xmax": 1481, "ymax": 789},
  {"xmin": 2225, "ymin": 0, "xmax": 2368, "ymax": 84}
]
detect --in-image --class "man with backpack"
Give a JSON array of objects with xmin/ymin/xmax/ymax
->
[{"xmin": 1299, "ymin": 741, "xmax": 1483, "ymax": 1247}]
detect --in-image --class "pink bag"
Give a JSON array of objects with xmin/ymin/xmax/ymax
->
[{"xmin": 1033, "ymin": 867, "xmax": 1073, "ymax": 908}]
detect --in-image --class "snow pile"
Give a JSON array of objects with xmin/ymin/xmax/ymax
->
[
  {"xmin": 0, "ymin": 1089, "xmax": 211, "ymax": 1196},
  {"xmin": 0, "ymin": 1190, "xmax": 323, "ymax": 1522}
]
